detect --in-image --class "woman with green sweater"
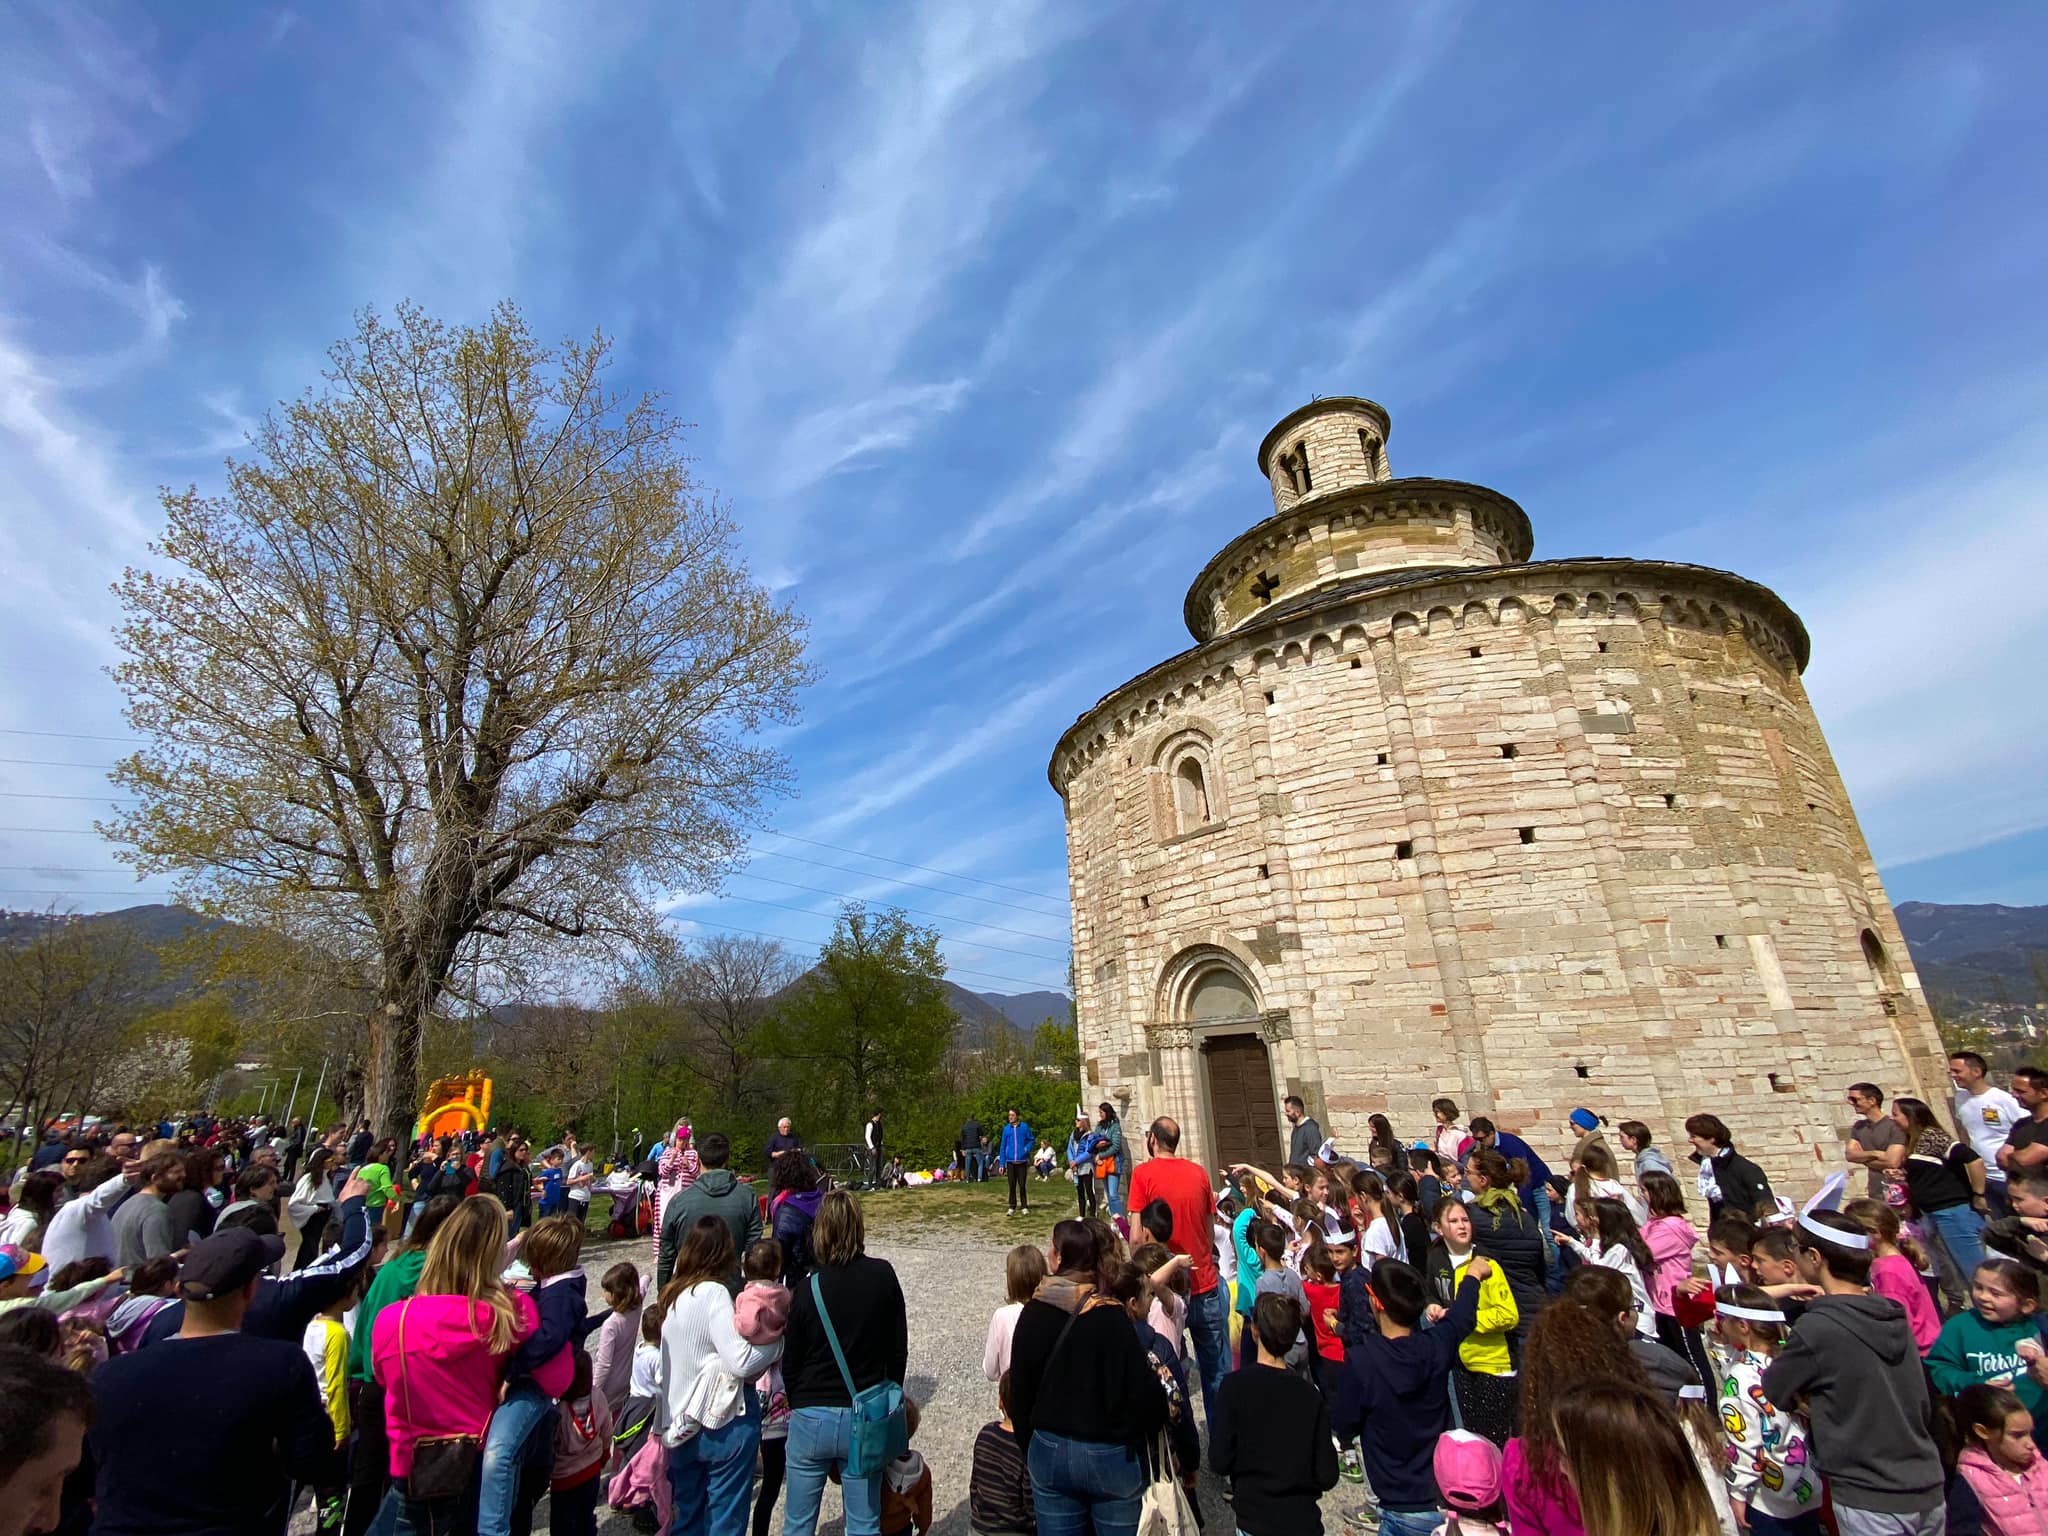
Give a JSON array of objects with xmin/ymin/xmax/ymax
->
[{"xmin": 340, "ymin": 1194, "xmax": 459, "ymax": 1536}]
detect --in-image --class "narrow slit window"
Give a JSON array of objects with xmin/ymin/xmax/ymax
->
[
  {"xmin": 1663, "ymin": 793, "xmax": 1677, "ymax": 809},
  {"xmin": 1296, "ymin": 444, "xmax": 1313, "ymax": 492},
  {"xmin": 1714, "ymin": 934, "xmax": 1728, "ymax": 949},
  {"xmin": 1173, "ymin": 756, "xmax": 1212, "ymax": 833},
  {"xmin": 1518, "ymin": 826, "xmax": 1536, "ymax": 844},
  {"xmin": 1376, "ymin": 752, "xmax": 1388, "ymax": 766},
  {"xmin": 1500, "ymin": 743, "xmax": 1518, "ymax": 759},
  {"xmin": 1257, "ymin": 863, "xmax": 1269, "ymax": 879},
  {"xmin": 1394, "ymin": 839, "xmax": 1413, "ymax": 860}
]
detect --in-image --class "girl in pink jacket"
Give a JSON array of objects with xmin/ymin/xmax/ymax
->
[{"xmin": 1951, "ymin": 1383, "xmax": 2048, "ymax": 1535}]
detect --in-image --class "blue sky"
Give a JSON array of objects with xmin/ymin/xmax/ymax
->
[{"xmin": 4, "ymin": 2, "xmax": 2046, "ymax": 999}]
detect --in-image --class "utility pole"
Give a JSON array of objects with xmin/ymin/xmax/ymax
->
[
  {"xmin": 307, "ymin": 1056, "xmax": 330, "ymax": 1131},
  {"xmin": 281, "ymin": 1065, "xmax": 305, "ymax": 1126}
]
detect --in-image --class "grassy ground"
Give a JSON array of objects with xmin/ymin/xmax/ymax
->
[{"xmin": 859, "ymin": 1173, "xmax": 1091, "ymax": 1247}]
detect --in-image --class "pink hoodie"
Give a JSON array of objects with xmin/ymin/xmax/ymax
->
[
  {"xmin": 1502, "ymin": 1438, "xmax": 1586, "ymax": 1536},
  {"xmin": 1871, "ymin": 1251, "xmax": 1943, "ymax": 1353},
  {"xmin": 373, "ymin": 1290, "xmax": 539, "ymax": 1476},
  {"xmin": 1643, "ymin": 1214, "xmax": 1699, "ymax": 1317}
]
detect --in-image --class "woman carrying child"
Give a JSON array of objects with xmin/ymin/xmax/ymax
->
[{"xmin": 660, "ymin": 1214, "xmax": 782, "ymax": 1533}]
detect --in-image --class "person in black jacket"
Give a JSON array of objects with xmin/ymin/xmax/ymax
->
[
  {"xmin": 779, "ymin": 1190, "xmax": 908, "ymax": 1536},
  {"xmin": 1464, "ymin": 1148, "xmax": 1548, "ymax": 1339},
  {"xmin": 1685, "ymin": 1112, "xmax": 1776, "ymax": 1221},
  {"xmin": 1215, "ymin": 1293, "xmax": 1340, "ymax": 1536},
  {"xmin": 138, "ymin": 1176, "xmax": 375, "ymax": 1349},
  {"xmin": 495, "ymin": 1140, "xmax": 533, "ymax": 1234},
  {"xmin": 1008, "ymin": 1219, "xmax": 1168, "ymax": 1535}
]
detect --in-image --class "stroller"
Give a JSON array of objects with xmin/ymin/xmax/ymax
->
[{"xmin": 600, "ymin": 1167, "xmax": 656, "ymax": 1241}]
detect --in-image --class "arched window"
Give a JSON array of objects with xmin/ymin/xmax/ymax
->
[
  {"xmin": 1861, "ymin": 929, "xmax": 1900, "ymax": 993},
  {"xmin": 1174, "ymin": 756, "xmax": 1212, "ymax": 833}
]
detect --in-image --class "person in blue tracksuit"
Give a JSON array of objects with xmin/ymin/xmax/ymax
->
[{"xmin": 998, "ymin": 1110, "xmax": 1035, "ymax": 1215}]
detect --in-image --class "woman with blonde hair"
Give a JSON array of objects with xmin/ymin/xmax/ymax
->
[
  {"xmin": 1551, "ymin": 1379, "xmax": 1722, "ymax": 1536},
  {"xmin": 371, "ymin": 1194, "xmax": 537, "ymax": 1532}
]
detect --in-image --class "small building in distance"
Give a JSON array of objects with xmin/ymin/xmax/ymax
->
[{"xmin": 1046, "ymin": 396, "xmax": 1944, "ymax": 1182}]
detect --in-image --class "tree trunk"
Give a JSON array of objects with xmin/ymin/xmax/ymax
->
[
  {"xmin": 338, "ymin": 1054, "xmax": 367, "ymax": 1130},
  {"xmin": 367, "ymin": 997, "xmax": 424, "ymax": 1152}
]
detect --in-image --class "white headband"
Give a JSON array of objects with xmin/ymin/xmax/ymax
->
[
  {"xmin": 1678, "ymin": 1385, "xmax": 1707, "ymax": 1401},
  {"xmin": 1799, "ymin": 1211, "xmax": 1870, "ymax": 1249},
  {"xmin": 1717, "ymin": 1302, "xmax": 1787, "ymax": 1324}
]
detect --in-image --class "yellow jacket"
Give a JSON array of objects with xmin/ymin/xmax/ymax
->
[{"xmin": 1433, "ymin": 1251, "xmax": 1518, "ymax": 1375}]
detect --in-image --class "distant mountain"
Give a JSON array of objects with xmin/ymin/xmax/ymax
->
[
  {"xmin": 939, "ymin": 982, "xmax": 1018, "ymax": 1035},
  {"xmin": 974, "ymin": 990, "xmax": 1072, "ymax": 1032},
  {"xmin": 1896, "ymin": 902, "xmax": 2048, "ymax": 1011}
]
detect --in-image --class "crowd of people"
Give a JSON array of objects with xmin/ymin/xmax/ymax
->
[{"xmin": 9, "ymin": 1050, "xmax": 2048, "ymax": 1535}]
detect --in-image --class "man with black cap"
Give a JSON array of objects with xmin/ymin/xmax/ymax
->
[{"xmin": 90, "ymin": 1227, "xmax": 339, "ymax": 1534}]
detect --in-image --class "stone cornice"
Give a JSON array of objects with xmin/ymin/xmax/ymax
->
[
  {"xmin": 1048, "ymin": 556, "xmax": 1814, "ymax": 795},
  {"xmin": 1182, "ymin": 478, "xmax": 1537, "ymax": 642}
]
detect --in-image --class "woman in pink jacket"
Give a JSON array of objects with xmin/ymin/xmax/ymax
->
[{"xmin": 373, "ymin": 1195, "xmax": 537, "ymax": 1534}]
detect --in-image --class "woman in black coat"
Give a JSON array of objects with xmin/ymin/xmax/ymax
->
[
  {"xmin": 1463, "ymin": 1148, "xmax": 1548, "ymax": 1339},
  {"xmin": 1009, "ymin": 1219, "xmax": 1167, "ymax": 1534},
  {"xmin": 1683, "ymin": 1112, "xmax": 1775, "ymax": 1220}
]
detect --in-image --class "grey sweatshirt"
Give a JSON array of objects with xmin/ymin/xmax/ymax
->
[{"xmin": 1761, "ymin": 1291, "xmax": 1942, "ymax": 1514}]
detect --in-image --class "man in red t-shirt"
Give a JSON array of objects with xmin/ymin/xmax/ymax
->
[{"xmin": 1124, "ymin": 1115, "xmax": 1229, "ymax": 1433}]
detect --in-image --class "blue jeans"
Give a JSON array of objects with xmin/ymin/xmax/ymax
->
[
  {"xmin": 1375, "ymin": 1510, "xmax": 1442, "ymax": 1536},
  {"xmin": 964, "ymin": 1149, "xmax": 984, "ymax": 1181},
  {"xmin": 1184, "ymin": 1285, "xmax": 1230, "ymax": 1438},
  {"xmin": 669, "ymin": 1397, "xmax": 760, "ymax": 1536},
  {"xmin": 1927, "ymin": 1202, "xmax": 1986, "ymax": 1286},
  {"xmin": 476, "ymin": 1381, "xmax": 553, "ymax": 1536},
  {"xmin": 782, "ymin": 1405, "xmax": 883, "ymax": 1535},
  {"xmin": 1104, "ymin": 1170, "xmax": 1124, "ymax": 1217},
  {"xmin": 1027, "ymin": 1431, "xmax": 1144, "ymax": 1536}
]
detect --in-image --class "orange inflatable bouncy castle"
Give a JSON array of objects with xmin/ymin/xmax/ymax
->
[{"xmin": 416, "ymin": 1071, "xmax": 493, "ymax": 1142}]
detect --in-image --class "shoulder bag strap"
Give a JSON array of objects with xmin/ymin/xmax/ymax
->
[
  {"xmin": 396, "ymin": 1299, "xmax": 416, "ymax": 1432},
  {"xmin": 810, "ymin": 1271, "xmax": 860, "ymax": 1400}
]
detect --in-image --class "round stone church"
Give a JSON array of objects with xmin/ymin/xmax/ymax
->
[{"xmin": 1047, "ymin": 396, "xmax": 1945, "ymax": 1184}]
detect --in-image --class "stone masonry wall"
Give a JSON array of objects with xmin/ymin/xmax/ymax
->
[{"xmin": 1056, "ymin": 566, "xmax": 1946, "ymax": 1189}]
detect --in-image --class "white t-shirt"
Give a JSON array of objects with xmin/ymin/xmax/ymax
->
[
  {"xmin": 1956, "ymin": 1087, "xmax": 2024, "ymax": 1182},
  {"xmin": 567, "ymin": 1156, "xmax": 593, "ymax": 1205},
  {"xmin": 1362, "ymin": 1215, "xmax": 1404, "ymax": 1269},
  {"xmin": 629, "ymin": 1340, "xmax": 662, "ymax": 1398}
]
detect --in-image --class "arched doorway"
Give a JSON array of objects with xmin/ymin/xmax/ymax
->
[{"xmin": 1183, "ymin": 964, "xmax": 1283, "ymax": 1171}]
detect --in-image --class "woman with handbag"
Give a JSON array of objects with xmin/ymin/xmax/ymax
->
[
  {"xmin": 778, "ymin": 1190, "xmax": 909, "ymax": 1536},
  {"xmin": 1096, "ymin": 1103, "xmax": 1129, "ymax": 1221},
  {"xmin": 372, "ymin": 1195, "xmax": 539, "ymax": 1535},
  {"xmin": 659, "ymin": 1214, "xmax": 782, "ymax": 1535},
  {"xmin": 1008, "ymin": 1219, "xmax": 1169, "ymax": 1536}
]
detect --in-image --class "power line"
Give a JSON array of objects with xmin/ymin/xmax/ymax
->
[
  {"xmin": 658, "ymin": 912, "xmax": 1062, "ymax": 992},
  {"xmin": 0, "ymin": 727, "xmax": 142, "ymax": 744},
  {"xmin": 0, "ymin": 829, "xmax": 107, "ymax": 836},
  {"xmin": 757, "ymin": 831, "xmax": 1066, "ymax": 905},
  {"xmin": 700, "ymin": 890, "xmax": 1067, "ymax": 965},
  {"xmin": 0, "ymin": 757, "xmax": 122, "ymax": 771},
  {"xmin": 0, "ymin": 792, "xmax": 133, "ymax": 803},
  {"xmin": 750, "ymin": 846, "xmax": 1067, "ymax": 918},
  {"xmin": 730, "ymin": 871, "xmax": 1067, "ymax": 948}
]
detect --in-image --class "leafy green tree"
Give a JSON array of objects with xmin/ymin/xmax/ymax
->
[
  {"xmin": 1032, "ymin": 1016, "xmax": 1080, "ymax": 1081},
  {"xmin": 768, "ymin": 904, "xmax": 953, "ymax": 1135},
  {"xmin": 105, "ymin": 304, "xmax": 811, "ymax": 1147}
]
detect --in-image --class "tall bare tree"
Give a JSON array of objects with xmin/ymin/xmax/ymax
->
[
  {"xmin": 612, "ymin": 931, "xmax": 796, "ymax": 1122},
  {"xmin": 107, "ymin": 304, "xmax": 810, "ymax": 1145},
  {"xmin": 0, "ymin": 913, "xmax": 145, "ymax": 1165}
]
